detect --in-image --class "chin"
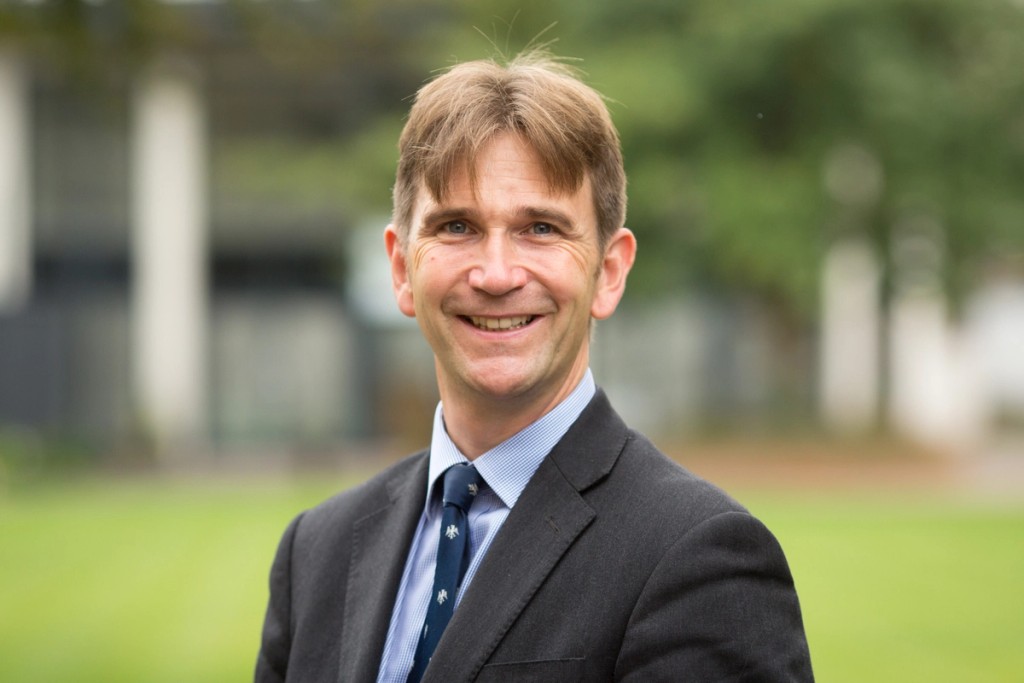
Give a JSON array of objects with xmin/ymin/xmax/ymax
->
[
  {"xmin": 467, "ymin": 375, "xmax": 538, "ymax": 401},
  {"xmin": 446, "ymin": 353, "xmax": 582, "ymax": 405},
  {"xmin": 452, "ymin": 362, "xmax": 545, "ymax": 402}
]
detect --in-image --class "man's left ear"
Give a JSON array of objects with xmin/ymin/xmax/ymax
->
[{"xmin": 591, "ymin": 227, "xmax": 637, "ymax": 320}]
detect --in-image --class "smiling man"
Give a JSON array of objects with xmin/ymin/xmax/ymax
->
[
  {"xmin": 385, "ymin": 130, "xmax": 633, "ymax": 457},
  {"xmin": 256, "ymin": 52, "xmax": 813, "ymax": 683}
]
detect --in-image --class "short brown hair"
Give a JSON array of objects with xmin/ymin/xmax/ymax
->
[{"xmin": 392, "ymin": 51, "xmax": 626, "ymax": 248}]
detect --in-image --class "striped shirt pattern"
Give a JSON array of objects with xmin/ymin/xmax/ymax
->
[{"xmin": 375, "ymin": 370, "xmax": 596, "ymax": 683}]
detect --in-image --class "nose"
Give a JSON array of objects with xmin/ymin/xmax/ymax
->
[{"xmin": 467, "ymin": 234, "xmax": 528, "ymax": 295}]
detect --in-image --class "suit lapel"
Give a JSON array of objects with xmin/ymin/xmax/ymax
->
[
  {"xmin": 423, "ymin": 390, "xmax": 629, "ymax": 682},
  {"xmin": 338, "ymin": 454, "xmax": 429, "ymax": 683}
]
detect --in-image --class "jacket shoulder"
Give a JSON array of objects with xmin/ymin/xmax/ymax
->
[
  {"xmin": 618, "ymin": 429, "xmax": 747, "ymax": 520},
  {"xmin": 294, "ymin": 450, "xmax": 427, "ymax": 543}
]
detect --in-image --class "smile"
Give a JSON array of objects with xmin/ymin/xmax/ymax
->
[{"xmin": 466, "ymin": 315, "xmax": 536, "ymax": 331}]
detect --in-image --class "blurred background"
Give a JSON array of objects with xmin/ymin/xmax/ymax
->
[{"xmin": 0, "ymin": 1, "xmax": 1022, "ymax": 681}]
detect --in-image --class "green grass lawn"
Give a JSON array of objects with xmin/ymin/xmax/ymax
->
[
  {"xmin": 748, "ymin": 493, "xmax": 1024, "ymax": 682},
  {"xmin": 1, "ymin": 474, "xmax": 1022, "ymax": 682}
]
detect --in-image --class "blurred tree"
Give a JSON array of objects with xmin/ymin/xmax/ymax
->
[
  {"xmin": 457, "ymin": 0, "xmax": 1024, "ymax": 322},
  {"xmin": 0, "ymin": 0, "xmax": 458, "ymax": 246},
  {"xmin": 4, "ymin": 0, "xmax": 1022, "ymax": 321}
]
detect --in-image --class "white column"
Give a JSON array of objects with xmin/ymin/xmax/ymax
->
[
  {"xmin": 887, "ymin": 220, "xmax": 985, "ymax": 454},
  {"xmin": 131, "ymin": 64, "xmax": 208, "ymax": 452},
  {"xmin": 888, "ymin": 291, "xmax": 951, "ymax": 442},
  {"xmin": 888, "ymin": 291, "xmax": 986, "ymax": 453},
  {"xmin": 0, "ymin": 52, "xmax": 31, "ymax": 312},
  {"xmin": 819, "ymin": 239, "xmax": 880, "ymax": 433}
]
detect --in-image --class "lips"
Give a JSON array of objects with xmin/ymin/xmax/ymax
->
[{"xmin": 466, "ymin": 315, "xmax": 535, "ymax": 331}]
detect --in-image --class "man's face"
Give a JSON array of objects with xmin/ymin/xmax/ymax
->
[{"xmin": 385, "ymin": 133, "xmax": 634, "ymax": 409}]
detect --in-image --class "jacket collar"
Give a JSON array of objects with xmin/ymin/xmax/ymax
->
[
  {"xmin": 421, "ymin": 389, "xmax": 628, "ymax": 682},
  {"xmin": 337, "ymin": 454, "xmax": 429, "ymax": 683}
]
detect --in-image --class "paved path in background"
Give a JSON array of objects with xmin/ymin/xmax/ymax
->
[
  {"xmin": 147, "ymin": 434, "xmax": 1024, "ymax": 503},
  {"xmin": 673, "ymin": 435, "xmax": 1024, "ymax": 500}
]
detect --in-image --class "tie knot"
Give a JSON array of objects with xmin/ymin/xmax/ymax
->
[{"xmin": 442, "ymin": 463, "xmax": 482, "ymax": 512}]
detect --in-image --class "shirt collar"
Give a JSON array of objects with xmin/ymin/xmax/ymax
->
[{"xmin": 425, "ymin": 369, "xmax": 596, "ymax": 514}]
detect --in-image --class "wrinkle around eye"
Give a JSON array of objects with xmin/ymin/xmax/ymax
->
[{"xmin": 407, "ymin": 239, "xmax": 449, "ymax": 271}]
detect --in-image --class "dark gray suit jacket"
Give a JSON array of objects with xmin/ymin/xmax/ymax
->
[{"xmin": 256, "ymin": 390, "xmax": 813, "ymax": 681}]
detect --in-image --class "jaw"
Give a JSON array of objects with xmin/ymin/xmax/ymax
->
[
  {"xmin": 435, "ymin": 315, "xmax": 591, "ymax": 404},
  {"xmin": 444, "ymin": 314, "xmax": 545, "ymax": 378}
]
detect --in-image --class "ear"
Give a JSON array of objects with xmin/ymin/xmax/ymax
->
[
  {"xmin": 591, "ymin": 227, "xmax": 636, "ymax": 320},
  {"xmin": 384, "ymin": 224, "xmax": 417, "ymax": 318}
]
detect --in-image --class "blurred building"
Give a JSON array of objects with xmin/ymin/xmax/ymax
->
[
  {"xmin": 0, "ymin": 40, "xmax": 820, "ymax": 456},
  {"xmin": 0, "ymin": 4, "xmax": 447, "ymax": 456},
  {"xmin": 0, "ymin": 3, "xmax": 1021, "ymax": 459}
]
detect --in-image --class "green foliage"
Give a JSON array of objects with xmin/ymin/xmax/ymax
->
[
  {"xmin": 3, "ymin": 0, "xmax": 1022, "ymax": 318},
  {"xmin": 460, "ymin": 0, "xmax": 1024, "ymax": 317},
  {"xmin": 0, "ymin": 430, "xmax": 94, "ymax": 491}
]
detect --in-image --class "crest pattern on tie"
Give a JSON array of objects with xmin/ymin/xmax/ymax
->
[{"xmin": 406, "ymin": 463, "xmax": 483, "ymax": 683}]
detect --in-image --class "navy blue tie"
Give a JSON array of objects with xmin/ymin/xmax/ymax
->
[{"xmin": 406, "ymin": 463, "xmax": 483, "ymax": 683}]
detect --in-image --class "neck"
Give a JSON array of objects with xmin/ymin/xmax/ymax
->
[{"xmin": 439, "ymin": 368, "xmax": 587, "ymax": 459}]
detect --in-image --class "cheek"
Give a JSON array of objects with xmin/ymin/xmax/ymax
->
[
  {"xmin": 547, "ymin": 245, "xmax": 601, "ymax": 291},
  {"xmin": 409, "ymin": 242, "xmax": 452, "ymax": 274},
  {"xmin": 408, "ymin": 246, "xmax": 429, "ymax": 273},
  {"xmin": 409, "ymin": 246, "xmax": 461, "ymax": 302}
]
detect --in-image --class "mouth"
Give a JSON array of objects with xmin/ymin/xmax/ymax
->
[{"xmin": 463, "ymin": 315, "xmax": 537, "ymax": 331}]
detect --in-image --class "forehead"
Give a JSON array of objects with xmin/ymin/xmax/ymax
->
[{"xmin": 413, "ymin": 134, "xmax": 595, "ymax": 220}]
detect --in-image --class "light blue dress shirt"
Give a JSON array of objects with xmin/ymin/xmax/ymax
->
[{"xmin": 375, "ymin": 370, "xmax": 596, "ymax": 683}]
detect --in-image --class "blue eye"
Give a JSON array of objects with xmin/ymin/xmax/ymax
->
[
  {"xmin": 444, "ymin": 221, "xmax": 469, "ymax": 234},
  {"xmin": 532, "ymin": 223, "xmax": 554, "ymax": 235}
]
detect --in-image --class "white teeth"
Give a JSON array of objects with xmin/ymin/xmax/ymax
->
[{"xmin": 469, "ymin": 316, "xmax": 534, "ymax": 331}]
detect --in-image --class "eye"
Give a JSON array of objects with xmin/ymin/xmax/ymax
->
[
  {"xmin": 530, "ymin": 222, "xmax": 555, "ymax": 235},
  {"xmin": 443, "ymin": 220, "xmax": 469, "ymax": 235}
]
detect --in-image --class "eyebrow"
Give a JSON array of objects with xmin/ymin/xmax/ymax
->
[{"xmin": 419, "ymin": 205, "xmax": 579, "ymax": 234}]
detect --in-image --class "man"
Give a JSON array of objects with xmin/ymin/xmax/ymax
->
[{"xmin": 256, "ymin": 51, "xmax": 813, "ymax": 682}]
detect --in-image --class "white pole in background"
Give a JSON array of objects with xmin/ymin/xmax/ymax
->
[
  {"xmin": 820, "ymin": 239, "xmax": 881, "ymax": 433},
  {"xmin": 131, "ymin": 63, "xmax": 208, "ymax": 454},
  {"xmin": 887, "ymin": 216, "xmax": 985, "ymax": 454},
  {"xmin": 0, "ymin": 51, "xmax": 31, "ymax": 313}
]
